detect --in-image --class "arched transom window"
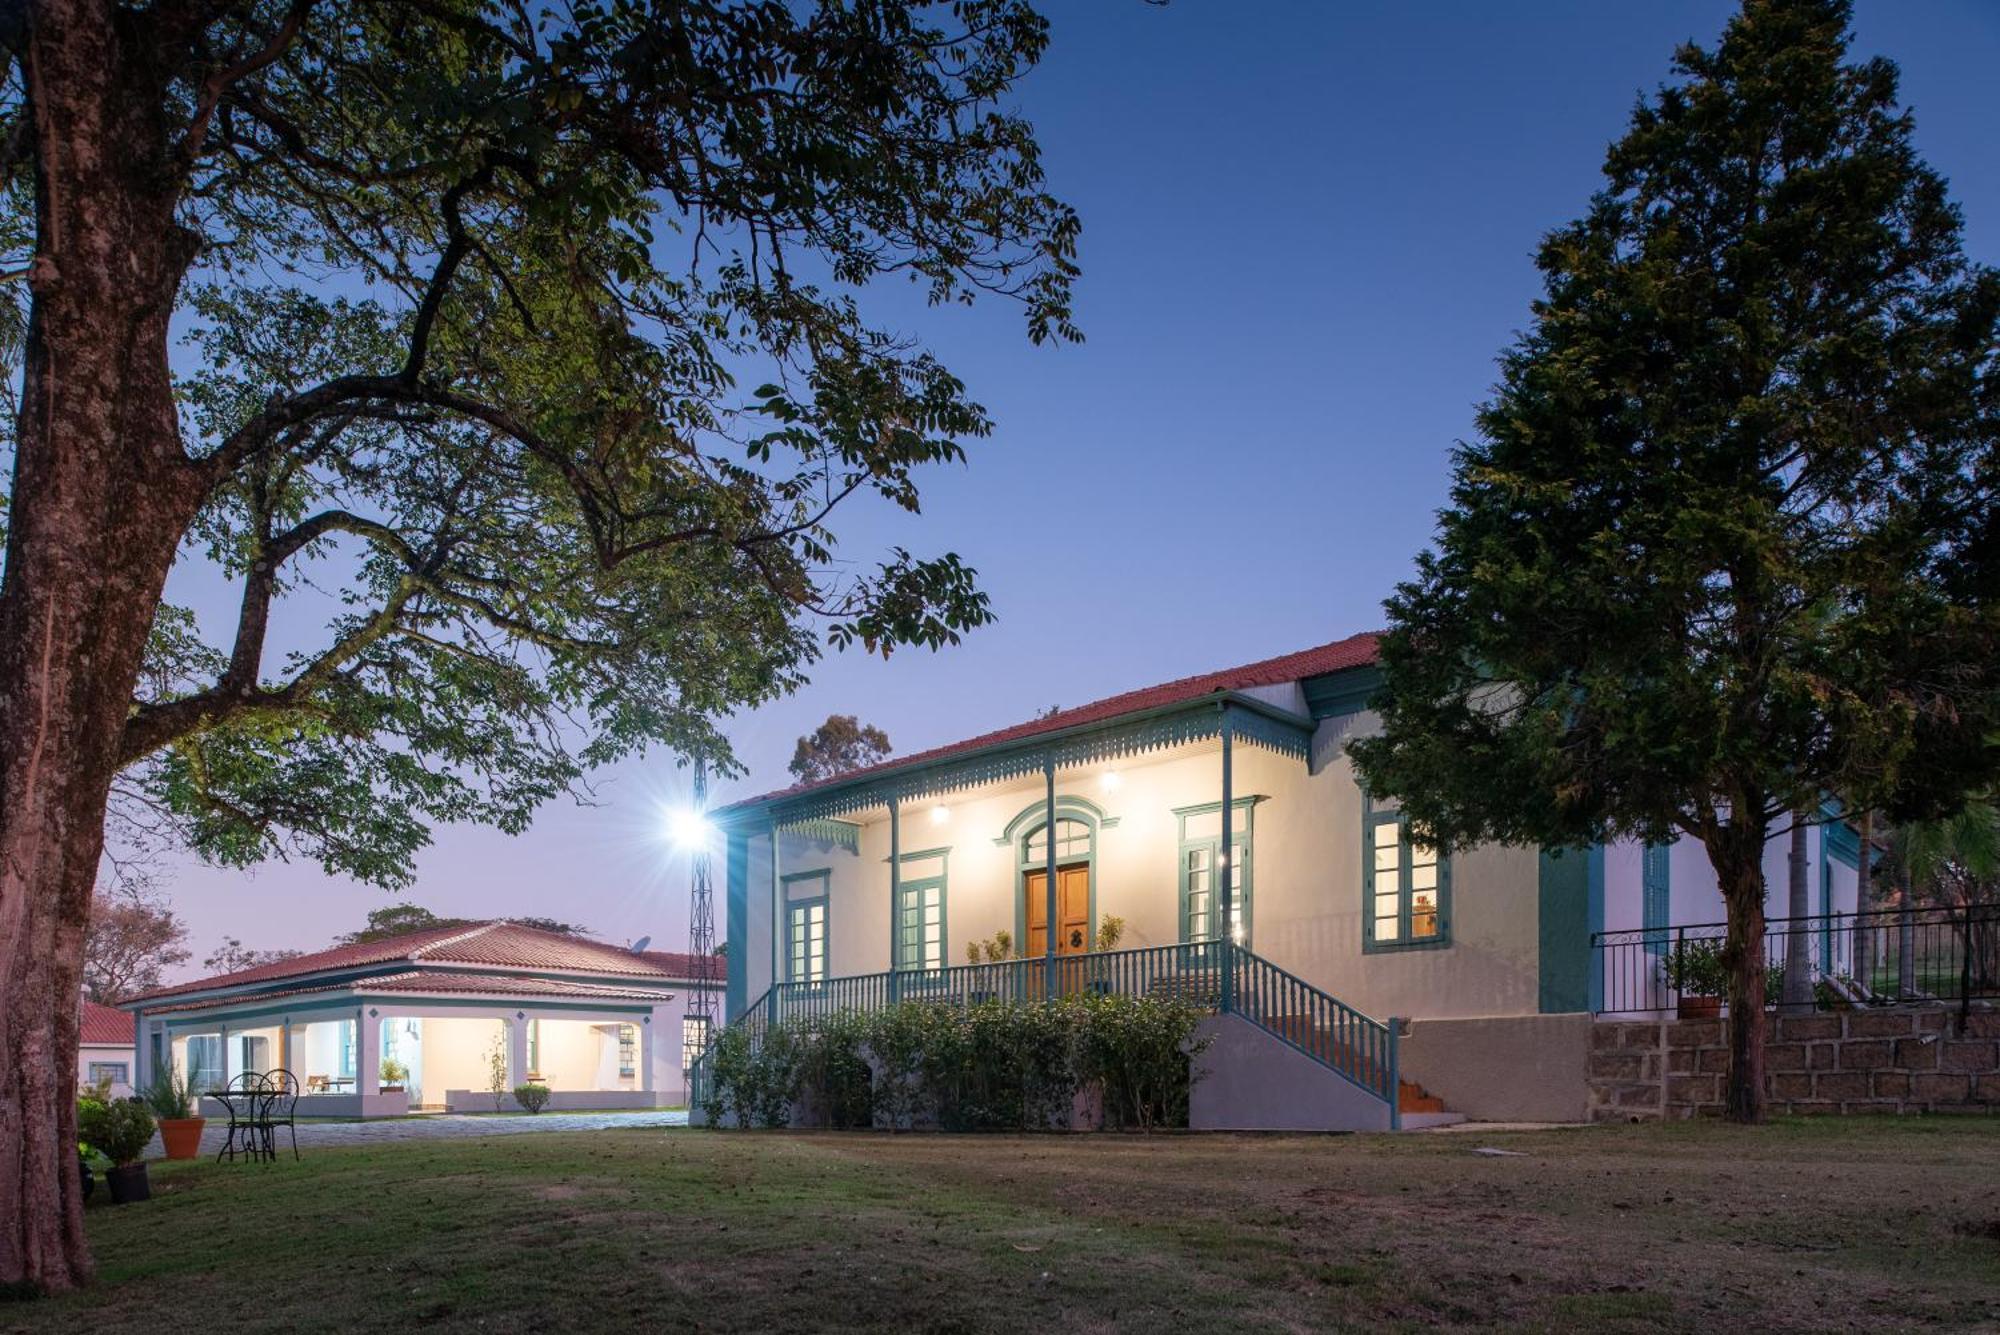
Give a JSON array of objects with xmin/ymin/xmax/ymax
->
[{"xmin": 1024, "ymin": 817, "xmax": 1092, "ymax": 865}]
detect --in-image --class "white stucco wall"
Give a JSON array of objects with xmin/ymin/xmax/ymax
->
[{"xmin": 744, "ymin": 710, "xmax": 1553, "ymax": 1025}]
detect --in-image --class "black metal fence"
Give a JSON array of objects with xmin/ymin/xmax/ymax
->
[{"xmin": 1591, "ymin": 904, "xmax": 2000, "ymax": 1017}]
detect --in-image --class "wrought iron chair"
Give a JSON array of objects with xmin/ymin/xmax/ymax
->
[
  {"xmin": 215, "ymin": 1071, "xmax": 271, "ymax": 1163},
  {"xmin": 256, "ymin": 1069, "xmax": 301, "ymax": 1162}
]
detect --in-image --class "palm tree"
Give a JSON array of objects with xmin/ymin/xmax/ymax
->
[{"xmin": 1887, "ymin": 800, "xmax": 2000, "ymax": 999}]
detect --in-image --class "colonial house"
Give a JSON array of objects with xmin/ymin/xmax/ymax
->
[
  {"xmin": 122, "ymin": 922, "xmax": 727, "ymax": 1115},
  {"xmin": 78, "ymin": 1001, "xmax": 136, "ymax": 1098},
  {"xmin": 702, "ymin": 631, "xmax": 1867, "ymax": 1129}
]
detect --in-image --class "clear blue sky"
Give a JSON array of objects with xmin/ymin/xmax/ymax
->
[{"xmin": 154, "ymin": 1, "xmax": 2000, "ymax": 970}]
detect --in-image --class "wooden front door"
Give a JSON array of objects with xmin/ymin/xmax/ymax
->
[{"xmin": 1025, "ymin": 864, "xmax": 1091, "ymax": 957}]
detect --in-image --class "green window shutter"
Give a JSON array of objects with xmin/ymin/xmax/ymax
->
[{"xmin": 1642, "ymin": 844, "xmax": 1671, "ymax": 956}]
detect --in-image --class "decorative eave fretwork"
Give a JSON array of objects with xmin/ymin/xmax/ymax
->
[{"xmin": 725, "ymin": 694, "xmax": 1313, "ymax": 828}]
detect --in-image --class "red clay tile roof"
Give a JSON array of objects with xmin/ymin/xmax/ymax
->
[
  {"xmin": 80, "ymin": 1000, "xmax": 134, "ymax": 1045},
  {"xmin": 634, "ymin": 950, "xmax": 728, "ymax": 983},
  {"xmin": 138, "ymin": 968, "xmax": 678, "ymax": 1017},
  {"xmin": 724, "ymin": 631, "xmax": 1380, "ymax": 812},
  {"xmin": 127, "ymin": 922, "xmax": 677, "ymax": 1006}
]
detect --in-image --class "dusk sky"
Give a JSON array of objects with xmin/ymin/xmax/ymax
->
[{"xmin": 153, "ymin": 1, "xmax": 2000, "ymax": 974}]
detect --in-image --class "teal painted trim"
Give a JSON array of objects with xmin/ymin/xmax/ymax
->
[
  {"xmin": 784, "ymin": 818, "xmax": 861, "ymax": 853},
  {"xmin": 1641, "ymin": 844, "xmax": 1671, "ymax": 957},
  {"xmin": 1360, "ymin": 798, "xmax": 1452, "ymax": 954},
  {"xmin": 1587, "ymin": 845, "xmax": 1606, "ymax": 1011},
  {"xmin": 1537, "ymin": 848, "xmax": 1592, "ymax": 1013},
  {"xmin": 1824, "ymin": 818, "xmax": 1862, "ymax": 869},
  {"xmin": 162, "ymin": 992, "xmax": 660, "ymax": 1030},
  {"xmin": 1011, "ymin": 798, "xmax": 1098, "ymax": 956},
  {"xmin": 1819, "ymin": 827, "xmax": 1834, "ymax": 972},
  {"xmin": 785, "ymin": 889, "xmax": 830, "ymax": 983},
  {"xmin": 1169, "ymin": 795, "xmax": 1267, "ymax": 820},
  {"xmin": 725, "ymin": 830, "xmax": 748, "ymax": 1019},
  {"xmin": 893, "ymin": 874, "xmax": 950, "ymax": 973},
  {"xmin": 994, "ymin": 795, "xmax": 1116, "ymax": 847},
  {"xmin": 781, "ymin": 868, "xmax": 832, "ymax": 890},
  {"xmin": 1175, "ymin": 798, "xmax": 1258, "ymax": 948},
  {"xmin": 1301, "ymin": 664, "xmax": 1383, "ymax": 720},
  {"xmin": 883, "ymin": 845, "xmax": 952, "ymax": 866},
  {"xmin": 720, "ymin": 693, "xmax": 1312, "ymax": 826}
]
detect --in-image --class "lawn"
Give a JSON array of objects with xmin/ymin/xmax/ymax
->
[{"xmin": 12, "ymin": 1118, "xmax": 2000, "ymax": 1333}]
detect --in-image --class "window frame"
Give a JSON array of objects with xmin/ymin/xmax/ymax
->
[
  {"xmin": 893, "ymin": 873, "xmax": 949, "ymax": 972},
  {"xmin": 87, "ymin": 1061, "xmax": 129, "ymax": 1087},
  {"xmin": 1641, "ymin": 843, "xmax": 1671, "ymax": 957},
  {"xmin": 1361, "ymin": 798, "xmax": 1452, "ymax": 953},
  {"xmin": 784, "ymin": 877, "xmax": 830, "ymax": 984},
  {"xmin": 1174, "ymin": 797, "xmax": 1261, "ymax": 948}
]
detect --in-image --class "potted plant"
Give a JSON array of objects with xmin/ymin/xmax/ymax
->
[
  {"xmin": 1662, "ymin": 939, "xmax": 1728, "ymax": 1018},
  {"xmin": 142, "ymin": 1065, "xmax": 206, "ymax": 1160},
  {"xmin": 1095, "ymin": 915, "xmax": 1127, "ymax": 952},
  {"xmin": 78, "ymin": 1098, "xmax": 156, "ymax": 1204},
  {"xmin": 379, "ymin": 1058, "xmax": 409, "ymax": 1093}
]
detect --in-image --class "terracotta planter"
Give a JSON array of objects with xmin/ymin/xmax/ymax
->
[
  {"xmin": 106, "ymin": 1162, "xmax": 150, "ymax": 1205},
  {"xmin": 1677, "ymin": 995, "xmax": 1722, "ymax": 1021},
  {"xmin": 158, "ymin": 1116, "xmax": 206, "ymax": 1160}
]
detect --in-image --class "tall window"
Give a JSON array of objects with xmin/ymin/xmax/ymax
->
[
  {"xmin": 681, "ymin": 1015, "xmax": 711, "ymax": 1072},
  {"xmin": 894, "ymin": 878, "xmax": 946, "ymax": 970},
  {"xmin": 1642, "ymin": 843, "xmax": 1671, "ymax": 956},
  {"xmin": 338, "ymin": 1020, "xmax": 357, "ymax": 1079},
  {"xmin": 1176, "ymin": 799, "xmax": 1257, "ymax": 947},
  {"xmin": 1364, "ymin": 801, "xmax": 1450, "ymax": 951},
  {"xmin": 527, "ymin": 1019, "xmax": 541, "ymax": 1076},
  {"xmin": 187, "ymin": 1035, "xmax": 225, "ymax": 1091},
  {"xmin": 618, "ymin": 1024, "xmax": 636, "ymax": 1078},
  {"xmin": 788, "ymin": 897, "xmax": 828, "ymax": 982}
]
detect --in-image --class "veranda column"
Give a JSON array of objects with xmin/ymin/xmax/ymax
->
[
  {"xmin": 769, "ymin": 815, "xmax": 782, "ymax": 1009},
  {"xmin": 888, "ymin": 796, "xmax": 902, "ymax": 1002},
  {"xmin": 507, "ymin": 1012, "xmax": 530, "ymax": 1090},
  {"xmin": 130, "ymin": 1008, "xmax": 147, "ymax": 1090},
  {"xmin": 1043, "ymin": 754, "xmax": 1057, "ymax": 999},
  {"xmin": 639, "ymin": 1015, "xmax": 656, "ymax": 1101},
  {"xmin": 1784, "ymin": 811, "xmax": 1813, "ymax": 1012},
  {"xmin": 276, "ymin": 1018, "xmax": 291, "ymax": 1077},
  {"xmin": 1218, "ymin": 706, "xmax": 1235, "ymax": 1013},
  {"xmin": 356, "ymin": 1008, "xmax": 381, "ymax": 1102}
]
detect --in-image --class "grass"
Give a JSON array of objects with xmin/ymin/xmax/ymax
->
[{"xmin": 13, "ymin": 1117, "xmax": 2000, "ymax": 1333}]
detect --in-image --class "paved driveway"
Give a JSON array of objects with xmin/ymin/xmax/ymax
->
[{"xmin": 150, "ymin": 1108, "xmax": 687, "ymax": 1157}]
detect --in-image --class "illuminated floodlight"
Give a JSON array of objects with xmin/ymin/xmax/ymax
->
[{"xmin": 667, "ymin": 807, "xmax": 715, "ymax": 849}]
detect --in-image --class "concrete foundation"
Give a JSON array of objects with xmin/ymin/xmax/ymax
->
[
  {"xmin": 1398, "ymin": 1012, "xmax": 1593, "ymax": 1123},
  {"xmin": 1187, "ymin": 1013, "xmax": 1393, "ymax": 1132}
]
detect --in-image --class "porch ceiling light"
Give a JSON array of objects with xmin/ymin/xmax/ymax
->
[
  {"xmin": 667, "ymin": 807, "xmax": 714, "ymax": 849},
  {"xmin": 929, "ymin": 804, "xmax": 950, "ymax": 826},
  {"xmin": 1100, "ymin": 770, "xmax": 1122, "ymax": 791}
]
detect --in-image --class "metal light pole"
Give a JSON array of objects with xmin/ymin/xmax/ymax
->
[{"xmin": 685, "ymin": 757, "xmax": 717, "ymax": 1064}]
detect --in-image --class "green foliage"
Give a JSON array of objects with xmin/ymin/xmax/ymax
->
[
  {"xmin": 1094, "ymin": 915, "xmax": 1127, "ymax": 952},
  {"xmin": 379, "ymin": 1059, "xmax": 409, "ymax": 1088},
  {"xmin": 704, "ymin": 996, "xmax": 1210, "ymax": 1134},
  {"xmin": 1351, "ymin": 0, "xmax": 2000, "ymax": 867},
  {"xmin": 1662, "ymin": 940, "xmax": 1729, "ymax": 997},
  {"xmin": 140, "ymin": 1066, "xmax": 199, "ymax": 1122},
  {"xmin": 18, "ymin": 0, "xmax": 1082, "ymax": 892},
  {"xmin": 513, "ymin": 1084, "xmax": 552, "ymax": 1115},
  {"xmin": 76, "ymin": 1100, "xmax": 155, "ymax": 1167},
  {"xmin": 335, "ymin": 904, "xmax": 589, "ymax": 946},
  {"xmin": 788, "ymin": 716, "xmax": 892, "ymax": 785},
  {"xmin": 486, "ymin": 1033, "xmax": 510, "ymax": 1113}
]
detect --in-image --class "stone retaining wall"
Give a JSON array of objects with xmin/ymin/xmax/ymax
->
[{"xmin": 1589, "ymin": 1006, "xmax": 2000, "ymax": 1120}]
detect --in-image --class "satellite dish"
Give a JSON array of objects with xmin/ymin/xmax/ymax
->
[{"xmin": 630, "ymin": 935, "xmax": 652, "ymax": 953}]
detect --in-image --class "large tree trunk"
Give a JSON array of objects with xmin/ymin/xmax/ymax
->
[
  {"xmin": 0, "ymin": 1, "xmax": 202, "ymax": 1294},
  {"xmin": 1705, "ymin": 811, "xmax": 1772, "ymax": 1123}
]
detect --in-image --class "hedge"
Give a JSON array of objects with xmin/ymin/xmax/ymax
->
[{"xmin": 702, "ymin": 994, "xmax": 1210, "ymax": 1133}]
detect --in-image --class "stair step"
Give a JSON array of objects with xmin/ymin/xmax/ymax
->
[{"xmin": 1269, "ymin": 1012, "xmax": 1456, "ymax": 1117}]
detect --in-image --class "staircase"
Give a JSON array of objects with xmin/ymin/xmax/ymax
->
[{"xmin": 691, "ymin": 943, "xmax": 1455, "ymax": 1130}]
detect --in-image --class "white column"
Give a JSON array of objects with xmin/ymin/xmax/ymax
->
[
  {"xmin": 507, "ymin": 1012, "xmax": 530, "ymax": 1088},
  {"xmin": 277, "ymin": 1020, "xmax": 292, "ymax": 1076},
  {"xmin": 357, "ymin": 1008, "xmax": 381, "ymax": 1096},
  {"xmin": 131, "ymin": 1010, "xmax": 149, "ymax": 1091},
  {"xmin": 639, "ymin": 1016, "xmax": 656, "ymax": 1100},
  {"xmin": 219, "ymin": 1023, "xmax": 233, "ymax": 1084}
]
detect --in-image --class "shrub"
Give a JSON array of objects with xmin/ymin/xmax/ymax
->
[
  {"xmin": 141, "ymin": 1065, "xmax": 199, "ymax": 1121},
  {"xmin": 78, "ymin": 1098, "xmax": 155, "ymax": 1166},
  {"xmin": 513, "ymin": 1083, "xmax": 551, "ymax": 1114},
  {"xmin": 1662, "ymin": 939, "xmax": 1728, "ymax": 996},
  {"xmin": 704, "ymin": 995, "xmax": 1210, "ymax": 1134},
  {"xmin": 380, "ymin": 1058, "xmax": 409, "ymax": 1087}
]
